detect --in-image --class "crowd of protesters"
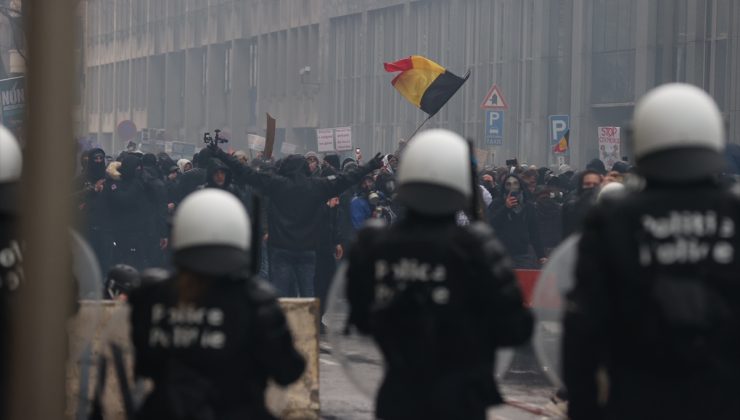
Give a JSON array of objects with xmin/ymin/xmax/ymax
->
[{"xmin": 73, "ymin": 139, "xmax": 654, "ymax": 301}]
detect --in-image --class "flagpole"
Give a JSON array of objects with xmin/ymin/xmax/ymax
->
[{"xmin": 408, "ymin": 114, "xmax": 434, "ymax": 140}]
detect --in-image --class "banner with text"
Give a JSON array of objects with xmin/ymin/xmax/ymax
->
[
  {"xmin": 247, "ymin": 134, "xmax": 266, "ymax": 151},
  {"xmin": 334, "ymin": 126, "xmax": 353, "ymax": 151},
  {"xmin": 317, "ymin": 128, "xmax": 335, "ymax": 152},
  {"xmin": 597, "ymin": 126, "xmax": 621, "ymax": 170}
]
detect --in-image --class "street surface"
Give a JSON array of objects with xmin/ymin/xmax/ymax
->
[{"xmin": 318, "ymin": 338, "xmax": 565, "ymax": 420}]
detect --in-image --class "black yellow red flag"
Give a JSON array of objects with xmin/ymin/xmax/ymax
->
[{"xmin": 384, "ymin": 55, "xmax": 470, "ymax": 116}]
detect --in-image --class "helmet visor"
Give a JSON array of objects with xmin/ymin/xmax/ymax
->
[{"xmin": 173, "ymin": 245, "xmax": 250, "ymax": 276}]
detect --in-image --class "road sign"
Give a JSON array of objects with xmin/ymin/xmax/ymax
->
[
  {"xmin": 549, "ymin": 115, "xmax": 570, "ymax": 154},
  {"xmin": 485, "ymin": 110, "xmax": 504, "ymax": 145},
  {"xmin": 116, "ymin": 120, "xmax": 137, "ymax": 141},
  {"xmin": 481, "ymin": 84, "xmax": 509, "ymax": 110}
]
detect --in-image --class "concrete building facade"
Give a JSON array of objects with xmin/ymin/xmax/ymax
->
[{"xmin": 83, "ymin": 0, "xmax": 740, "ymax": 168}]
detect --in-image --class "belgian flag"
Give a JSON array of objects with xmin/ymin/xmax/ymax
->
[
  {"xmin": 384, "ymin": 55, "xmax": 470, "ymax": 116},
  {"xmin": 553, "ymin": 129, "xmax": 570, "ymax": 153}
]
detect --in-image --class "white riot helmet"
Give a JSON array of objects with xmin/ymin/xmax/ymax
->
[
  {"xmin": 172, "ymin": 189, "xmax": 251, "ymax": 276},
  {"xmin": 0, "ymin": 125, "xmax": 21, "ymax": 214},
  {"xmin": 632, "ymin": 83, "xmax": 725, "ymax": 181},
  {"xmin": 0, "ymin": 125, "xmax": 21, "ymax": 184},
  {"xmin": 396, "ymin": 129, "xmax": 472, "ymax": 215}
]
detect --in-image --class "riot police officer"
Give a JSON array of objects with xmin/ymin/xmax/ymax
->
[
  {"xmin": 564, "ymin": 83, "xmax": 740, "ymax": 420},
  {"xmin": 346, "ymin": 129, "xmax": 533, "ymax": 420},
  {"xmin": 0, "ymin": 125, "xmax": 21, "ymax": 420},
  {"xmin": 129, "ymin": 189, "xmax": 305, "ymax": 420}
]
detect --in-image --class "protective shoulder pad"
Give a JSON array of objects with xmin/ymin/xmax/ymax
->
[
  {"xmin": 465, "ymin": 220, "xmax": 496, "ymax": 243},
  {"xmin": 363, "ymin": 218, "xmax": 387, "ymax": 230},
  {"xmin": 728, "ymin": 182, "xmax": 740, "ymax": 201},
  {"xmin": 245, "ymin": 276, "xmax": 279, "ymax": 304},
  {"xmin": 139, "ymin": 268, "xmax": 171, "ymax": 287},
  {"xmin": 354, "ymin": 218, "xmax": 387, "ymax": 245}
]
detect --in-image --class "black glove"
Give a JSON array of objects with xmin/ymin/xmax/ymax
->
[{"xmin": 367, "ymin": 153, "xmax": 383, "ymax": 171}]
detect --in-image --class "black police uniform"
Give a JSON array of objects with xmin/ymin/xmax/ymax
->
[
  {"xmin": 564, "ymin": 181, "xmax": 740, "ymax": 420},
  {"xmin": 129, "ymin": 274, "xmax": 305, "ymax": 420},
  {"xmin": 347, "ymin": 216, "xmax": 533, "ymax": 420}
]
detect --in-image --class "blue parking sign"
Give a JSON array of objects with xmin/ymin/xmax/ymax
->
[
  {"xmin": 549, "ymin": 115, "xmax": 570, "ymax": 154},
  {"xmin": 485, "ymin": 111, "xmax": 504, "ymax": 145}
]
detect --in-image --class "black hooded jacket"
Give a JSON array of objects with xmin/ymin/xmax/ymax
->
[
  {"xmin": 177, "ymin": 151, "xmax": 208, "ymax": 203},
  {"xmin": 210, "ymin": 149, "xmax": 381, "ymax": 251},
  {"xmin": 562, "ymin": 171, "xmax": 600, "ymax": 239},
  {"xmin": 141, "ymin": 162, "xmax": 169, "ymax": 240},
  {"xmin": 199, "ymin": 159, "xmax": 251, "ymax": 215},
  {"xmin": 105, "ymin": 155, "xmax": 148, "ymax": 234},
  {"xmin": 74, "ymin": 148, "xmax": 108, "ymax": 229},
  {"xmin": 488, "ymin": 175, "xmax": 545, "ymax": 259}
]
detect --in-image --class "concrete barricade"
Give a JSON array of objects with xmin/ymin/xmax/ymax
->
[{"xmin": 67, "ymin": 298, "xmax": 319, "ymax": 419}]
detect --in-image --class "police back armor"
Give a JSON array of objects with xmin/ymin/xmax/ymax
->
[
  {"xmin": 564, "ymin": 183, "xmax": 740, "ymax": 420},
  {"xmin": 129, "ymin": 273, "xmax": 305, "ymax": 420},
  {"xmin": 347, "ymin": 218, "xmax": 532, "ymax": 420}
]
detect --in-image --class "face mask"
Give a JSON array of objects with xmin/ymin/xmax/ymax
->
[{"xmin": 505, "ymin": 178, "xmax": 520, "ymax": 193}]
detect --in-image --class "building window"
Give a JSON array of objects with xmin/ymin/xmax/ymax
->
[{"xmin": 590, "ymin": 0, "xmax": 636, "ymax": 104}]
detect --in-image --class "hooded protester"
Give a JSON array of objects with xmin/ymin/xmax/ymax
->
[
  {"xmin": 341, "ymin": 158, "xmax": 357, "ymax": 172},
  {"xmin": 337, "ymin": 160, "xmax": 361, "ymax": 257},
  {"xmin": 164, "ymin": 165, "xmax": 180, "ymax": 210},
  {"xmin": 350, "ymin": 174, "xmax": 376, "ymax": 231},
  {"xmin": 176, "ymin": 150, "xmax": 208, "ymax": 203},
  {"xmin": 314, "ymin": 159, "xmax": 344, "ymax": 321},
  {"xmin": 534, "ymin": 181, "xmax": 563, "ymax": 253},
  {"xmin": 479, "ymin": 168, "xmax": 500, "ymax": 199},
  {"xmin": 177, "ymin": 158, "xmax": 193, "ymax": 174},
  {"xmin": 305, "ymin": 151, "xmax": 320, "ymax": 177},
  {"xmin": 204, "ymin": 147, "xmax": 383, "ymax": 298},
  {"xmin": 561, "ymin": 169, "xmax": 602, "ymax": 238},
  {"xmin": 141, "ymin": 154, "xmax": 169, "ymax": 268},
  {"xmin": 156, "ymin": 153, "xmax": 177, "ymax": 178},
  {"xmin": 73, "ymin": 148, "xmax": 111, "ymax": 273},
  {"xmin": 199, "ymin": 158, "xmax": 251, "ymax": 215},
  {"xmin": 323, "ymin": 154, "xmax": 341, "ymax": 174},
  {"xmin": 489, "ymin": 174, "xmax": 547, "ymax": 268},
  {"xmin": 586, "ymin": 158, "xmax": 607, "ymax": 176},
  {"xmin": 104, "ymin": 154, "xmax": 148, "ymax": 271},
  {"xmin": 78, "ymin": 149, "xmax": 91, "ymax": 177}
]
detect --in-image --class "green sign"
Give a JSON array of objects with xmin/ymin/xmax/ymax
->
[{"xmin": 0, "ymin": 76, "xmax": 25, "ymax": 145}]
